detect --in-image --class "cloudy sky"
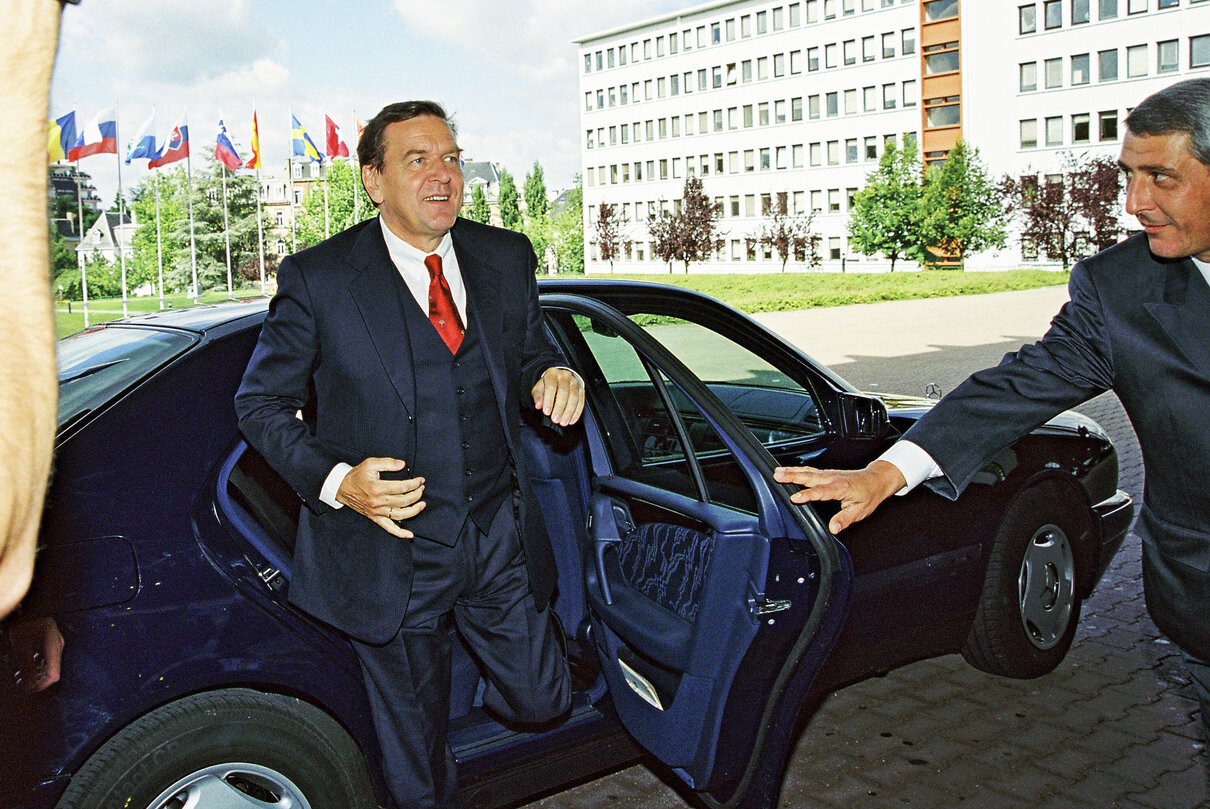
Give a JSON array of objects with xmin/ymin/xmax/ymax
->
[{"xmin": 51, "ymin": 0, "xmax": 689, "ymax": 207}]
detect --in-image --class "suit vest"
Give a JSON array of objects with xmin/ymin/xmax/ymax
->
[{"xmin": 398, "ymin": 294, "xmax": 511, "ymax": 545}]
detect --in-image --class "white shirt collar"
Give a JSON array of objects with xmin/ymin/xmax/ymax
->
[
  {"xmin": 1191, "ymin": 256, "xmax": 1210, "ymax": 290},
  {"xmin": 376, "ymin": 218, "xmax": 466, "ymax": 317}
]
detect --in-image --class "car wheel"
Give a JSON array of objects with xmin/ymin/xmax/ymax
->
[
  {"xmin": 54, "ymin": 688, "xmax": 377, "ymax": 809},
  {"xmin": 962, "ymin": 483, "xmax": 1089, "ymax": 679}
]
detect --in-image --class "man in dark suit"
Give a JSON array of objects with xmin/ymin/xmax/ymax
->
[
  {"xmin": 235, "ymin": 100, "xmax": 583, "ymax": 809},
  {"xmin": 775, "ymin": 78, "xmax": 1210, "ymax": 738}
]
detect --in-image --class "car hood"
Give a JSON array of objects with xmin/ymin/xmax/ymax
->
[{"xmin": 871, "ymin": 393, "xmax": 1111, "ymax": 442}]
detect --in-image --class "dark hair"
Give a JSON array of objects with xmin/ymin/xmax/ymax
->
[
  {"xmin": 1125, "ymin": 78, "xmax": 1210, "ymax": 166},
  {"xmin": 357, "ymin": 100, "xmax": 456, "ymax": 171}
]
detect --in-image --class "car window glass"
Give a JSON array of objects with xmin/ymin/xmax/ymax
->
[
  {"xmin": 56, "ymin": 326, "xmax": 196, "ymax": 430},
  {"xmin": 628, "ymin": 315, "xmax": 826, "ymax": 446},
  {"xmin": 573, "ymin": 313, "xmax": 757, "ymax": 513}
]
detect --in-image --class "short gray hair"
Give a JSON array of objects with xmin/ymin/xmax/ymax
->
[{"xmin": 1125, "ymin": 78, "xmax": 1210, "ymax": 166}]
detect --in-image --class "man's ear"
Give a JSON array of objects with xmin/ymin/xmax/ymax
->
[{"xmin": 362, "ymin": 164, "xmax": 383, "ymax": 206}]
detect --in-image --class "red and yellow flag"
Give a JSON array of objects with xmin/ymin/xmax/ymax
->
[{"xmin": 243, "ymin": 110, "xmax": 261, "ymax": 170}]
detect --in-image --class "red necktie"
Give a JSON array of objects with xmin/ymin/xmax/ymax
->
[{"xmin": 424, "ymin": 253, "xmax": 464, "ymax": 354}]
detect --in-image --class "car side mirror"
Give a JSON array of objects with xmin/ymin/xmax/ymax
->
[{"xmin": 836, "ymin": 392, "xmax": 889, "ymax": 440}]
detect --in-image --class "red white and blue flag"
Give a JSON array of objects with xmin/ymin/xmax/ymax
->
[
  {"xmin": 215, "ymin": 119, "xmax": 242, "ymax": 171},
  {"xmin": 150, "ymin": 112, "xmax": 190, "ymax": 169},
  {"xmin": 69, "ymin": 107, "xmax": 118, "ymax": 160}
]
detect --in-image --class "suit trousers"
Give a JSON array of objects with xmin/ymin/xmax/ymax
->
[{"xmin": 350, "ymin": 497, "xmax": 571, "ymax": 809}]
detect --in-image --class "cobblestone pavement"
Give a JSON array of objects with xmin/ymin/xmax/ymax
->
[{"xmin": 522, "ymin": 291, "xmax": 1208, "ymax": 809}]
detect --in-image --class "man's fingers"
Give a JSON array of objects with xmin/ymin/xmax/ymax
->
[
  {"xmin": 787, "ymin": 480, "xmax": 851, "ymax": 503},
  {"xmin": 369, "ymin": 514, "xmax": 414, "ymax": 539}
]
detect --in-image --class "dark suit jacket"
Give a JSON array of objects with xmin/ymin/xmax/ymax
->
[
  {"xmin": 904, "ymin": 233, "xmax": 1210, "ymax": 660},
  {"xmin": 235, "ymin": 217, "xmax": 561, "ymax": 644}
]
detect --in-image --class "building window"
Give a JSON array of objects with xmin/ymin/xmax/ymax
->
[
  {"xmin": 923, "ymin": 0, "xmax": 959, "ymax": 20},
  {"xmin": 825, "ymin": 43, "xmax": 837, "ymax": 69},
  {"xmin": 1099, "ymin": 49, "xmax": 1119, "ymax": 81},
  {"xmin": 1192, "ymin": 34, "xmax": 1210, "ymax": 68},
  {"xmin": 807, "ymin": 0, "xmax": 820, "ymax": 21},
  {"xmin": 1020, "ymin": 2, "xmax": 1037, "ymax": 31},
  {"xmin": 844, "ymin": 40, "xmax": 856, "ymax": 66},
  {"xmin": 902, "ymin": 28, "xmax": 916, "ymax": 54},
  {"xmin": 792, "ymin": 96, "xmax": 803, "ymax": 121},
  {"xmin": 926, "ymin": 102, "xmax": 960, "ymax": 128},
  {"xmin": 828, "ymin": 190, "xmax": 840, "ymax": 212},
  {"xmin": 1072, "ymin": 113, "xmax": 1091, "ymax": 143},
  {"xmin": 863, "ymin": 36, "xmax": 876, "ymax": 62},
  {"xmin": 776, "ymin": 99, "xmax": 787, "ymax": 123},
  {"xmin": 1158, "ymin": 0, "xmax": 1178, "ymax": 7},
  {"xmin": 758, "ymin": 56, "xmax": 769, "ymax": 79},
  {"xmin": 1127, "ymin": 43, "xmax": 1148, "ymax": 76},
  {"xmin": 865, "ymin": 136, "xmax": 878, "ymax": 160},
  {"xmin": 883, "ymin": 83, "xmax": 897, "ymax": 109},
  {"xmin": 774, "ymin": 53, "xmax": 786, "ymax": 76},
  {"xmin": 759, "ymin": 102, "xmax": 771, "ymax": 125},
  {"xmin": 744, "ymin": 105, "xmax": 754, "ymax": 127},
  {"xmin": 845, "ymin": 138, "xmax": 858, "ymax": 163},
  {"xmin": 725, "ymin": 19, "xmax": 736, "ymax": 41},
  {"xmin": 826, "ymin": 92, "xmax": 839, "ymax": 116},
  {"xmin": 790, "ymin": 3, "xmax": 802, "ymax": 26},
  {"xmin": 1020, "ymin": 62, "xmax": 1038, "ymax": 91},
  {"xmin": 1044, "ymin": 0, "xmax": 1063, "ymax": 27},
  {"xmin": 1071, "ymin": 53, "xmax": 1091, "ymax": 84},
  {"xmin": 1099, "ymin": 109, "xmax": 1119, "ymax": 140},
  {"xmin": 1127, "ymin": 0, "xmax": 1146, "ymax": 13},
  {"xmin": 1072, "ymin": 0, "xmax": 1090, "ymax": 23},
  {"xmin": 1045, "ymin": 116, "xmax": 1063, "ymax": 145},
  {"xmin": 903, "ymin": 80, "xmax": 917, "ymax": 107},
  {"xmin": 757, "ymin": 9, "xmax": 768, "ymax": 31},
  {"xmin": 1158, "ymin": 39, "xmax": 1178, "ymax": 73},
  {"xmin": 809, "ymin": 95, "xmax": 821, "ymax": 118},
  {"xmin": 774, "ymin": 5, "xmax": 786, "ymax": 28},
  {"xmin": 827, "ymin": 140, "xmax": 840, "ymax": 165},
  {"xmin": 1045, "ymin": 57, "xmax": 1063, "ymax": 87},
  {"xmin": 743, "ymin": 60, "xmax": 753, "ymax": 82},
  {"xmin": 829, "ymin": 237, "xmax": 841, "ymax": 260},
  {"xmin": 844, "ymin": 89, "xmax": 857, "ymax": 115},
  {"xmin": 882, "ymin": 32, "xmax": 896, "ymax": 58},
  {"xmin": 791, "ymin": 50, "xmax": 802, "ymax": 74},
  {"xmin": 1020, "ymin": 118, "xmax": 1038, "ymax": 148},
  {"xmin": 1100, "ymin": 0, "xmax": 1118, "ymax": 17},
  {"xmin": 808, "ymin": 47, "xmax": 820, "ymax": 71},
  {"xmin": 810, "ymin": 142, "xmax": 822, "ymax": 166},
  {"xmin": 924, "ymin": 44, "xmax": 959, "ymax": 75},
  {"xmin": 793, "ymin": 144, "xmax": 805, "ymax": 167}
]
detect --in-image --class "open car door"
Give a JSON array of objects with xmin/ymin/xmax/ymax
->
[{"xmin": 541, "ymin": 294, "xmax": 853, "ymax": 808}]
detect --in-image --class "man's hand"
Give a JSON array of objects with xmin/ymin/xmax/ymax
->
[
  {"xmin": 531, "ymin": 367, "xmax": 585, "ymax": 427},
  {"xmin": 773, "ymin": 460, "xmax": 906, "ymax": 535},
  {"xmin": 9, "ymin": 616, "xmax": 63, "ymax": 693},
  {"xmin": 336, "ymin": 458, "xmax": 426, "ymax": 539}
]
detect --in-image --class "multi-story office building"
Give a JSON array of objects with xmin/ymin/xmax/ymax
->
[{"xmin": 576, "ymin": 0, "xmax": 1210, "ymax": 272}]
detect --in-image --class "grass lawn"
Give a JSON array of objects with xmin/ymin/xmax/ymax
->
[
  {"xmin": 54, "ymin": 289, "xmax": 269, "ymax": 338},
  {"xmin": 53, "ymin": 270, "xmax": 1068, "ymax": 338}
]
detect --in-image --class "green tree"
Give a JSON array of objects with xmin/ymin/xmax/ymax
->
[
  {"xmin": 919, "ymin": 140, "xmax": 1008, "ymax": 266},
  {"xmin": 129, "ymin": 168, "xmax": 190, "ymax": 295},
  {"xmin": 751, "ymin": 193, "xmax": 820, "ymax": 272},
  {"xmin": 295, "ymin": 160, "xmax": 374, "ymax": 249},
  {"xmin": 465, "ymin": 183, "xmax": 491, "ymax": 224},
  {"xmin": 498, "ymin": 169, "xmax": 521, "ymax": 230},
  {"xmin": 550, "ymin": 178, "xmax": 584, "ymax": 274},
  {"xmin": 523, "ymin": 161, "xmax": 548, "ymax": 220},
  {"xmin": 848, "ymin": 140, "xmax": 925, "ymax": 272},
  {"xmin": 647, "ymin": 176, "xmax": 724, "ymax": 273}
]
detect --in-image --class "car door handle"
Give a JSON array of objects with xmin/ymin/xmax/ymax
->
[{"xmin": 590, "ymin": 498, "xmax": 624, "ymax": 606}]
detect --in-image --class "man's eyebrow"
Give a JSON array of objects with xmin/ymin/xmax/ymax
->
[{"xmin": 1118, "ymin": 159, "xmax": 1179, "ymax": 175}]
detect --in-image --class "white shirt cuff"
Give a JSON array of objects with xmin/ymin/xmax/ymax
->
[
  {"xmin": 877, "ymin": 441, "xmax": 943, "ymax": 496},
  {"xmin": 320, "ymin": 462, "xmax": 354, "ymax": 509}
]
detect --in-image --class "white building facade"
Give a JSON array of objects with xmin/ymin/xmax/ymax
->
[{"xmin": 577, "ymin": 0, "xmax": 1210, "ymax": 273}]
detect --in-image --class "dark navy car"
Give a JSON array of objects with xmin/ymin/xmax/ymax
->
[{"xmin": 1, "ymin": 280, "xmax": 1132, "ymax": 809}]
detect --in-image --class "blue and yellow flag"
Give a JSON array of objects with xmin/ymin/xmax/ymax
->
[
  {"xmin": 291, "ymin": 114, "xmax": 322, "ymax": 162},
  {"xmin": 47, "ymin": 110, "xmax": 76, "ymax": 163}
]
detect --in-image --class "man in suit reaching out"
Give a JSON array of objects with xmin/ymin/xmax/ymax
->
[
  {"xmin": 775, "ymin": 78, "xmax": 1210, "ymax": 742},
  {"xmin": 236, "ymin": 100, "xmax": 583, "ymax": 809}
]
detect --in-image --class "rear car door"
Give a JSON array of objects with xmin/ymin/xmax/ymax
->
[{"xmin": 541, "ymin": 294, "xmax": 853, "ymax": 806}]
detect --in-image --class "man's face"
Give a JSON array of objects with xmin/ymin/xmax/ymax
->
[
  {"xmin": 362, "ymin": 115, "xmax": 464, "ymax": 252},
  {"xmin": 1120, "ymin": 130, "xmax": 1210, "ymax": 262}
]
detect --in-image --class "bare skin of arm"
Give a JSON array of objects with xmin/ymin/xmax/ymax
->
[
  {"xmin": 0, "ymin": 0, "xmax": 63, "ymax": 618},
  {"xmin": 773, "ymin": 461, "xmax": 906, "ymax": 535}
]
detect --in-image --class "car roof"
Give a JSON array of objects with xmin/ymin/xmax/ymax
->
[{"xmin": 81, "ymin": 299, "xmax": 271, "ymax": 336}]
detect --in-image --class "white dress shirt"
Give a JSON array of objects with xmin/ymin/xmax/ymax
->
[{"xmin": 880, "ymin": 255, "xmax": 1210, "ymax": 496}]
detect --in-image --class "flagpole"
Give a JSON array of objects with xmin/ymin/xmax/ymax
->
[
  {"xmin": 221, "ymin": 162, "xmax": 233, "ymax": 298},
  {"xmin": 352, "ymin": 111, "xmax": 360, "ymax": 223},
  {"xmin": 114, "ymin": 101, "xmax": 129, "ymax": 318},
  {"xmin": 154, "ymin": 170, "xmax": 165, "ymax": 309},
  {"xmin": 255, "ymin": 166, "xmax": 266, "ymax": 295},
  {"xmin": 186, "ymin": 143, "xmax": 198, "ymax": 303},
  {"xmin": 323, "ymin": 160, "xmax": 330, "ymax": 239},
  {"xmin": 74, "ymin": 158, "xmax": 90, "ymax": 328}
]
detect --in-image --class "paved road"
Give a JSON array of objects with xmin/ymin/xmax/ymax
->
[{"xmin": 524, "ymin": 287, "xmax": 1208, "ymax": 809}]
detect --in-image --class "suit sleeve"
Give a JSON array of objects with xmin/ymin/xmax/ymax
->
[
  {"xmin": 516, "ymin": 238, "xmax": 563, "ymax": 390},
  {"xmin": 902, "ymin": 261, "xmax": 1115, "ymax": 499},
  {"xmin": 234, "ymin": 256, "xmax": 342, "ymax": 508}
]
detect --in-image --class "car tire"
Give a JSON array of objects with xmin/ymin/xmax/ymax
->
[
  {"xmin": 962, "ymin": 482, "xmax": 1089, "ymax": 679},
  {"xmin": 54, "ymin": 688, "xmax": 377, "ymax": 809}
]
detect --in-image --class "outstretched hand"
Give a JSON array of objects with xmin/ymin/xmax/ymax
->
[
  {"xmin": 773, "ymin": 460, "xmax": 906, "ymax": 534},
  {"xmin": 10, "ymin": 616, "xmax": 63, "ymax": 693}
]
